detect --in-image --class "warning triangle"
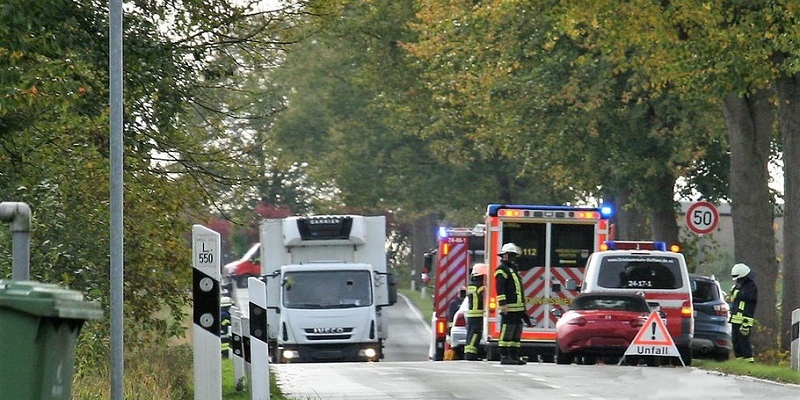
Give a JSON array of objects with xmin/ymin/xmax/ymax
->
[
  {"xmin": 631, "ymin": 311, "xmax": 675, "ymax": 346},
  {"xmin": 620, "ymin": 310, "xmax": 683, "ymax": 366}
]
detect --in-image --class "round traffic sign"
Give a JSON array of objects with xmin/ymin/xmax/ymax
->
[{"xmin": 685, "ymin": 201, "xmax": 719, "ymax": 235}]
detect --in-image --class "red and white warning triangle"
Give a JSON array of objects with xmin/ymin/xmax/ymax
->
[{"xmin": 622, "ymin": 311, "xmax": 683, "ymax": 365}]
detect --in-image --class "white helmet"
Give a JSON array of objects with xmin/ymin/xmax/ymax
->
[
  {"xmin": 471, "ymin": 263, "xmax": 489, "ymax": 276},
  {"xmin": 731, "ymin": 263, "xmax": 751, "ymax": 280},
  {"xmin": 498, "ymin": 242, "xmax": 522, "ymax": 256}
]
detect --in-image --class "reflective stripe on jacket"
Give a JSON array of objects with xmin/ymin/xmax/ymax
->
[
  {"xmin": 466, "ymin": 276, "xmax": 485, "ymax": 318},
  {"xmin": 495, "ymin": 261, "xmax": 525, "ymax": 312},
  {"xmin": 728, "ymin": 277, "xmax": 757, "ymax": 326}
]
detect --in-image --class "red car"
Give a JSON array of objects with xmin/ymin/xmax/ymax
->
[{"xmin": 555, "ymin": 292, "xmax": 651, "ymax": 365}]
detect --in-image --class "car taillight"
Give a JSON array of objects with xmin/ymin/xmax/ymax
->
[
  {"xmin": 568, "ymin": 317, "xmax": 587, "ymax": 327},
  {"xmin": 681, "ymin": 301, "xmax": 693, "ymax": 318},
  {"xmin": 454, "ymin": 314, "xmax": 466, "ymax": 327},
  {"xmin": 713, "ymin": 302, "xmax": 730, "ymax": 317}
]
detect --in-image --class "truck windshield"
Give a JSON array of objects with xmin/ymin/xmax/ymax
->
[{"xmin": 283, "ymin": 270, "xmax": 372, "ymax": 309}]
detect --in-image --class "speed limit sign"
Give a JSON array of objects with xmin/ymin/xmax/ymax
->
[{"xmin": 685, "ymin": 201, "xmax": 719, "ymax": 235}]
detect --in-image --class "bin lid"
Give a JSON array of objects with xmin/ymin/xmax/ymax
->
[{"xmin": 0, "ymin": 280, "xmax": 103, "ymax": 320}]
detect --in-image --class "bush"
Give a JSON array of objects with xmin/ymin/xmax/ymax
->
[{"xmin": 72, "ymin": 343, "xmax": 194, "ymax": 400}]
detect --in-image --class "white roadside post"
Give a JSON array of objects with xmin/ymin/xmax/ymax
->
[
  {"xmin": 792, "ymin": 308, "xmax": 799, "ymax": 371},
  {"xmin": 191, "ymin": 225, "xmax": 222, "ymax": 400},
  {"xmin": 229, "ymin": 306, "xmax": 247, "ymax": 391},
  {"xmin": 241, "ymin": 316, "xmax": 252, "ymax": 388},
  {"xmin": 248, "ymin": 277, "xmax": 270, "ymax": 399}
]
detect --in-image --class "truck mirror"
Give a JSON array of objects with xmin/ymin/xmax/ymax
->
[
  {"xmin": 423, "ymin": 252, "xmax": 433, "ymax": 271},
  {"xmin": 387, "ymin": 273, "xmax": 398, "ymax": 305}
]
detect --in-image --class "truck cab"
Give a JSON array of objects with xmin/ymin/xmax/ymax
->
[{"xmin": 261, "ymin": 215, "xmax": 396, "ymax": 363}]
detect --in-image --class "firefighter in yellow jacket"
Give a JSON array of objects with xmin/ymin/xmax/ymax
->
[
  {"xmin": 495, "ymin": 243, "xmax": 532, "ymax": 365},
  {"xmin": 464, "ymin": 263, "xmax": 487, "ymax": 360},
  {"xmin": 729, "ymin": 263, "xmax": 758, "ymax": 362}
]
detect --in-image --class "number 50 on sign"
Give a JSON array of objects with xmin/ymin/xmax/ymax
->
[{"xmin": 685, "ymin": 201, "xmax": 719, "ymax": 235}]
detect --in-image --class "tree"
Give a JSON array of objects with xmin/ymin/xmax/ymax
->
[
  {"xmin": 0, "ymin": 0, "xmax": 317, "ymax": 364},
  {"xmin": 556, "ymin": 0, "xmax": 798, "ymax": 351}
]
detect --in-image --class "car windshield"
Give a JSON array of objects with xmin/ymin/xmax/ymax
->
[
  {"xmin": 283, "ymin": 270, "xmax": 372, "ymax": 309},
  {"xmin": 573, "ymin": 296, "xmax": 650, "ymax": 312},
  {"xmin": 692, "ymin": 278, "xmax": 721, "ymax": 302},
  {"xmin": 597, "ymin": 255, "xmax": 683, "ymax": 289}
]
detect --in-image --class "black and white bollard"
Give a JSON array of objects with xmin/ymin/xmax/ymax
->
[
  {"xmin": 248, "ymin": 277, "xmax": 270, "ymax": 400},
  {"xmin": 792, "ymin": 308, "xmax": 799, "ymax": 371},
  {"xmin": 229, "ymin": 306, "xmax": 246, "ymax": 391},
  {"xmin": 191, "ymin": 225, "xmax": 221, "ymax": 400}
]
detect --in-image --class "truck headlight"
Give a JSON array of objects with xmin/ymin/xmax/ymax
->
[
  {"xmin": 282, "ymin": 349, "xmax": 299, "ymax": 360},
  {"xmin": 360, "ymin": 348, "xmax": 377, "ymax": 358}
]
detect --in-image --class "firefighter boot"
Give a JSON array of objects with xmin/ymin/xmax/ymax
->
[
  {"xmin": 500, "ymin": 347, "xmax": 515, "ymax": 365},
  {"xmin": 511, "ymin": 348, "xmax": 526, "ymax": 365}
]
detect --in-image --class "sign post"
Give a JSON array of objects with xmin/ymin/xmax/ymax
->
[
  {"xmin": 192, "ymin": 225, "xmax": 221, "ymax": 400},
  {"xmin": 685, "ymin": 201, "xmax": 719, "ymax": 271}
]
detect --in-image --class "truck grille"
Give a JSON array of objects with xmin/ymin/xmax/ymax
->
[{"xmin": 304, "ymin": 327, "xmax": 354, "ymax": 340}]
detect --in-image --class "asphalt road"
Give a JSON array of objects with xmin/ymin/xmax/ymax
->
[
  {"xmin": 274, "ymin": 360, "xmax": 800, "ymax": 400},
  {"xmin": 271, "ymin": 294, "xmax": 800, "ymax": 400},
  {"xmin": 381, "ymin": 293, "xmax": 431, "ymax": 362}
]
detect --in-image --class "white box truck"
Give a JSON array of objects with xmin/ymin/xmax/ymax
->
[{"xmin": 261, "ymin": 215, "xmax": 397, "ymax": 363}]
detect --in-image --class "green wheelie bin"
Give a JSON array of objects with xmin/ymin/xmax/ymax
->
[{"xmin": 0, "ymin": 280, "xmax": 103, "ymax": 399}]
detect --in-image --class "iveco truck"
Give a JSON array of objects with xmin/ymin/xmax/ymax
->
[{"xmin": 261, "ymin": 215, "xmax": 397, "ymax": 363}]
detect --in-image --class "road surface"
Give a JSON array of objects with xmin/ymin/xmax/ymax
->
[{"xmin": 382, "ymin": 293, "xmax": 431, "ymax": 362}]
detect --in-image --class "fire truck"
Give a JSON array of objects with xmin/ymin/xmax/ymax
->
[
  {"xmin": 426, "ymin": 225, "xmax": 485, "ymax": 361},
  {"xmin": 483, "ymin": 204, "xmax": 613, "ymax": 361}
]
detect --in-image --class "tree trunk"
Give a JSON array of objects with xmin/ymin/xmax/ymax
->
[
  {"xmin": 777, "ymin": 73, "xmax": 800, "ymax": 350},
  {"xmin": 721, "ymin": 89, "xmax": 779, "ymax": 353},
  {"xmin": 613, "ymin": 189, "xmax": 649, "ymax": 240},
  {"xmin": 649, "ymin": 172, "xmax": 680, "ymax": 246}
]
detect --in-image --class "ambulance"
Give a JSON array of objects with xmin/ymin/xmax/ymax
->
[
  {"xmin": 581, "ymin": 240, "xmax": 695, "ymax": 365},
  {"xmin": 483, "ymin": 204, "xmax": 613, "ymax": 361}
]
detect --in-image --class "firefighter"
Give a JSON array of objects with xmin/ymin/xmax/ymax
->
[
  {"xmin": 729, "ymin": 263, "xmax": 758, "ymax": 362},
  {"xmin": 495, "ymin": 242, "xmax": 531, "ymax": 365},
  {"xmin": 464, "ymin": 263, "xmax": 487, "ymax": 360}
]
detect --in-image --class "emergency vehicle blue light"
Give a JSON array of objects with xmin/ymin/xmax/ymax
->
[
  {"xmin": 599, "ymin": 204, "xmax": 614, "ymax": 218},
  {"xmin": 437, "ymin": 226, "xmax": 448, "ymax": 239}
]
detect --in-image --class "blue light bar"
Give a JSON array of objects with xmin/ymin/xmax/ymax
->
[
  {"xmin": 437, "ymin": 226, "xmax": 447, "ymax": 239},
  {"xmin": 599, "ymin": 204, "xmax": 614, "ymax": 218}
]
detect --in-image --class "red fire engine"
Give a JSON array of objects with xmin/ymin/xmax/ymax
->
[
  {"xmin": 483, "ymin": 204, "xmax": 613, "ymax": 361},
  {"xmin": 426, "ymin": 225, "xmax": 485, "ymax": 361}
]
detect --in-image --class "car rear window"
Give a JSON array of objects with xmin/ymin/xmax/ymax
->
[
  {"xmin": 573, "ymin": 296, "xmax": 650, "ymax": 312},
  {"xmin": 596, "ymin": 255, "xmax": 684, "ymax": 289},
  {"xmin": 692, "ymin": 279, "xmax": 721, "ymax": 302}
]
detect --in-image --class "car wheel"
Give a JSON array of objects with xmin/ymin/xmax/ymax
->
[
  {"xmin": 555, "ymin": 345, "xmax": 572, "ymax": 365},
  {"xmin": 713, "ymin": 351, "xmax": 730, "ymax": 362}
]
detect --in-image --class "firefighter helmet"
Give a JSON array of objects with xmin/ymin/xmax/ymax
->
[
  {"xmin": 731, "ymin": 263, "xmax": 751, "ymax": 280},
  {"xmin": 498, "ymin": 242, "xmax": 522, "ymax": 256},
  {"xmin": 471, "ymin": 263, "xmax": 489, "ymax": 276}
]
